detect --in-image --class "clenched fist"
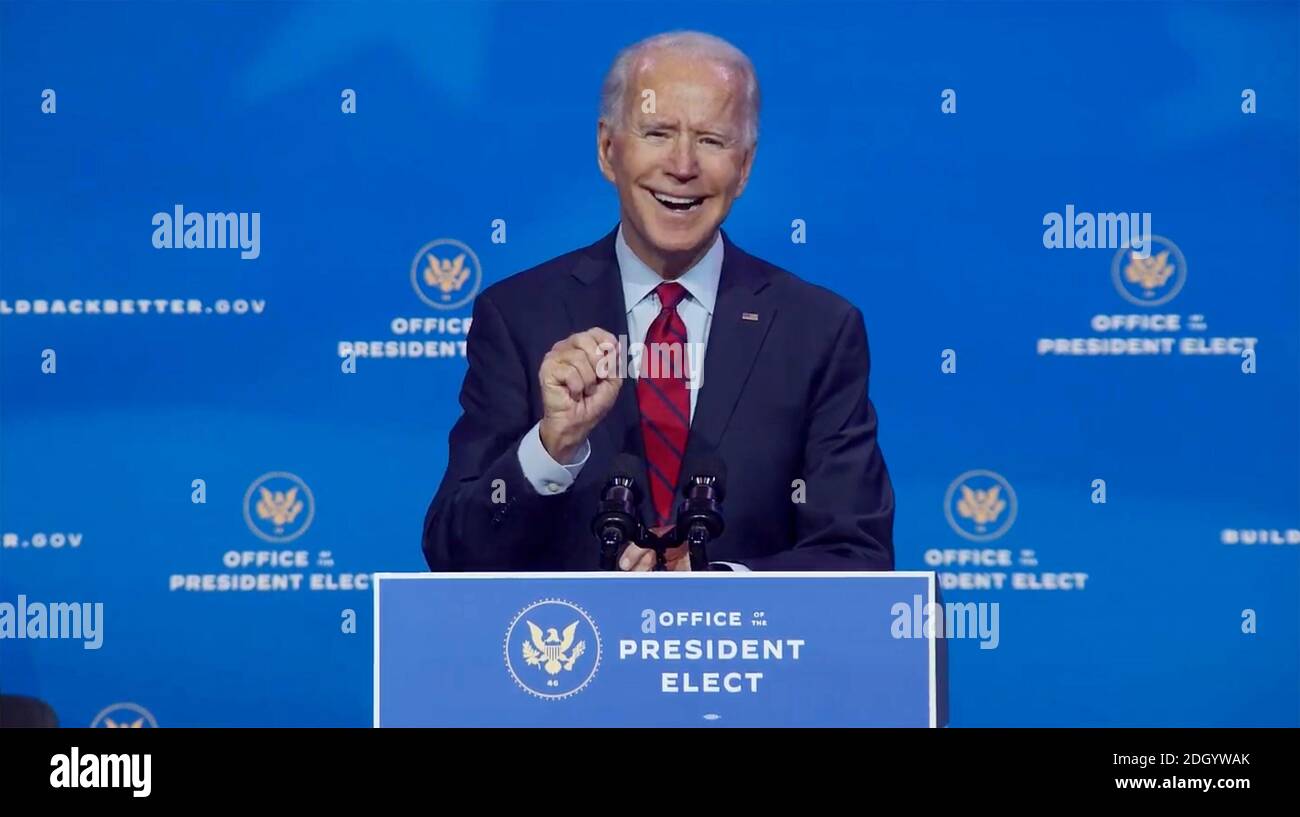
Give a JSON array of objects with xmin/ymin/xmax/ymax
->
[{"xmin": 538, "ymin": 327, "xmax": 623, "ymax": 463}]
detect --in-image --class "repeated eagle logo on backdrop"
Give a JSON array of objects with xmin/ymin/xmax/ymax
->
[
  {"xmin": 1125, "ymin": 251, "xmax": 1175, "ymax": 292},
  {"xmin": 410, "ymin": 238, "xmax": 482, "ymax": 310},
  {"xmin": 243, "ymin": 472, "xmax": 316, "ymax": 543},
  {"xmin": 945, "ymin": 470, "xmax": 1018, "ymax": 542},
  {"xmin": 90, "ymin": 703, "xmax": 158, "ymax": 728},
  {"xmin": 424, "ymin": 253, "xmax": 470, "ymax": 297},
  {"xmin": 257, "ymin": 487, "xmax": 303, "ymax": 528},
  {"xmin": 957, "ymin": 485, "xmax": 1007, "ymax": 528},
  {"xmin": 1112, "ymin": 235, "xmax": 1186, "ymax": 306}
]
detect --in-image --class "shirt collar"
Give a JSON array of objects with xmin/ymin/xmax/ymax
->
[{"xmin": 615, "ymin": 224, "xmax": 723, "ymax": 317}]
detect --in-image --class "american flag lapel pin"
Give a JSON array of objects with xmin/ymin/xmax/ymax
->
[{"xmin": 741, "ymin": 312, "xmax": 759, "ymax": 321}]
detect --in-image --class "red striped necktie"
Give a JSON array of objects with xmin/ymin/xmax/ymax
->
[{"xmin": 637, "ymin": 282, "xmax": 691, "ymax": 526}]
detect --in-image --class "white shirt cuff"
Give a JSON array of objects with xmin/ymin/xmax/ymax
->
[
  {"xmin": 517, "ymin": 421, "xmax": 590, "ymax": 495},
  {"xmin": 711, "ymin": 561, "xmax": 750, "ymax": 572}
]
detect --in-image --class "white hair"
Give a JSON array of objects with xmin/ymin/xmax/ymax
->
[{"xmin": 599, "ymin": 30, "xmax": 760, "ymax": 147}]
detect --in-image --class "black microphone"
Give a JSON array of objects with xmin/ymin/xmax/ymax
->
[
  {"xmin": 674, "ymin": 449, "xmax": 726, "ymax": 571},
  {"xmin": 592, "ymin": 453, "xmax": 645, "ymax": 571}
]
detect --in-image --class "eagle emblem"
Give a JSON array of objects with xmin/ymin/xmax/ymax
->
[
  {"xmin": 1124, "ymin": 249, "xmax": 1174, "ymax": 295},
  {"xmin": 256, "ymin": 486, "xmax": 303, "ymax": 529},
  {"xmin": 957, "ymin": 484, "xmax": 1006, "ymax": 528},
  {"xmin": 103, "ymin": 717, "xmax": 146, "ymax": 728},
  {"xmin": 423, "ymin": 252, "xmax": 470, "ymax": 299},
  {"xmin": 521, "ymin": 620, "xmax": 586, "ymax": 676}
]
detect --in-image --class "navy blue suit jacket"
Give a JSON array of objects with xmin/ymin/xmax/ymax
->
[{"xmin": 422, "ymin": 228, "xmax": 894, "ymax": 571}]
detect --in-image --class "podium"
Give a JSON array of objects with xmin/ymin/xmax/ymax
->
[{"xmin": 374, "ymin": 571, "xmax": 947, "ymax": 727}]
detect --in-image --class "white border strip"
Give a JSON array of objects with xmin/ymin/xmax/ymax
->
[
  {"xmin": 929, "ymin": 571, "xmax": 937, "ymax": 728},
  {"xmin": 373, "ymin": 572, "xmax": 382, "ymax": 728}
]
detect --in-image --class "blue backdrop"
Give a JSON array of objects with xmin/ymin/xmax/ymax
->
[{"xmin": 1, "ymin": 0, "xmax": 1297, "ymax": 727}]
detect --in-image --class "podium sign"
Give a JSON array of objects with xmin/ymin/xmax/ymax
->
[{"xmin": 375, "ymin": 571, "xmax": 946, "ymax": 727}]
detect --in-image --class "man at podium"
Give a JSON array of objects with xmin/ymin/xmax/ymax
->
[{"xmin": 423, "ymin": 31, "xmax": 894, "ymax": 573}]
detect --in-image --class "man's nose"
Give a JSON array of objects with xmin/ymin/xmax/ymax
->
[{"xmin": 665, "ymin": 136, "xmax": 699, "ymax": 180}]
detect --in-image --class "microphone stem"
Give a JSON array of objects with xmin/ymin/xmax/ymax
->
[
  {"xmin": 600, "ymin": 530, "xmax": 621, "ymax": 571},
  {"xmin": 687, "ymin": 525, "xmax": 709, "ymax": 571}
]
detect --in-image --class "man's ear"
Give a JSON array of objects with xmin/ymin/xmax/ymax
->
[
  {"xmin": 596, "ymin": 119, "xmax": 618, "ymax": 184},
  {"xmin": 734, "ymin": 142, "xmax": 757, "ymax": 199}
]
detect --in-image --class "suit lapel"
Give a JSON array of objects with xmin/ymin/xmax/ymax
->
[{"xmin": 683, "ymin": 233, "xmax": 776, "ymax": 465}]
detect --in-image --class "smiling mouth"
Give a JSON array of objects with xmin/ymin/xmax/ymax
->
[{"xmin": 649, "ymin": 189, "xmax": 706, "ymax": 212}]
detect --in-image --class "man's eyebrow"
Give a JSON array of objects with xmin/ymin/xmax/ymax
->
[{"xmin": 636, "ymin": 120, "xmax": 736, "ymax": 139}]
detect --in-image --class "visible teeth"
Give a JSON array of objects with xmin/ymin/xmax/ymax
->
[{"xmin": 653, "ymin": 192, "xmax": 702, "ymax": 206}]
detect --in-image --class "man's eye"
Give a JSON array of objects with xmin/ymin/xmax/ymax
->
[
  {"xmin": 700, "ymin": 137, "xmax": 724, "ymax": 147},
  {"xmin": 645, "ymin": 130, "xmax": 668, "ymax": 139}
]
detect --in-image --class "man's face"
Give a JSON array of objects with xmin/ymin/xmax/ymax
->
[{"xmin": 598, "ymin": 51, "xmax": 755, "ymax": 274}]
